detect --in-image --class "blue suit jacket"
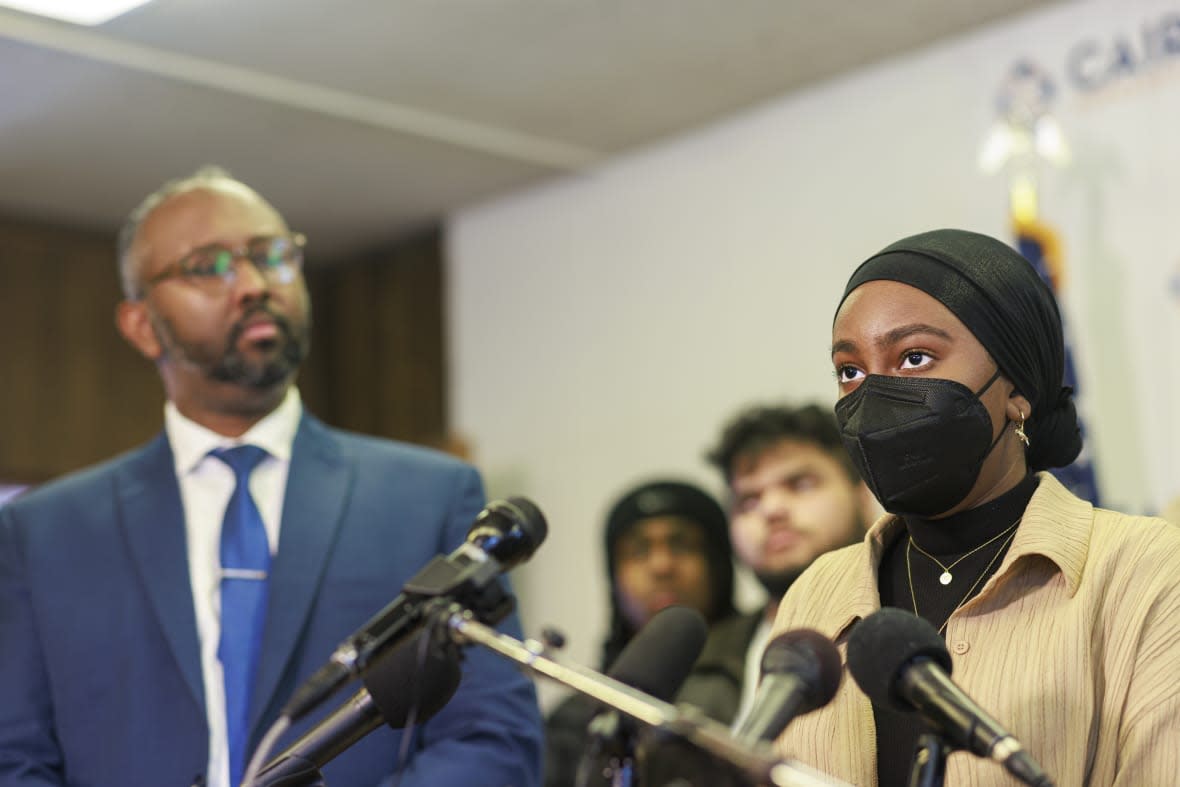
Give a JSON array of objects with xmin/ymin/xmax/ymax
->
[{"xmin": 0, "ymin": 414, "xmax": 543, "ymax": 787}]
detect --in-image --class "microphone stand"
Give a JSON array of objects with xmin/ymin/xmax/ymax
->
[
  {"xmin": 253, "ymin": 692, "xmax": 385, "ymax": 786},
  {"xmin": 575, "ymin": 707, "xmax": 641, "ymax": 787},
  {"xmin": 577, "ymin": 710, "xmax": 637, "ymax": 787},
  {"xmin": 247, "ymin": 594, "xmax": 481, "ymax": 787},
  {"xmin": 907, "ymin": 733, "xmax": 949, "ymax": 787},
  {"xmin": 254, "ymin": 760, "xmax": 327, "ymax": 787},
  {"xmin": 438, "ymin": 605, "xmax": 851, "ymax": 787}
]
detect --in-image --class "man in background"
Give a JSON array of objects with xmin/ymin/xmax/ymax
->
[
  {"xmin": 688, "ymin": 403, "xmax": 876, "ymax": 727},
  {"xmin": 0, "ymin": 167, "xmax": 542, "ymax": 787},
  {"xmin": 544, "ymin": 479, "xmax": 736, "ymax": 787}
]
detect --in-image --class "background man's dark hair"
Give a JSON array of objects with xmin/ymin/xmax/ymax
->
[{"xmin": 707, "ymin": 403, "xmax": 860, "ymax": 484}]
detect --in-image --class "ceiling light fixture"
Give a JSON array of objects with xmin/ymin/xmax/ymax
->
[{"xmin": 0, "ymin": 0, "xmax": 154, "ymax": 26}]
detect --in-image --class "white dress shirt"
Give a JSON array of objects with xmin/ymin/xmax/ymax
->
[
  {"xmin": 164, "ymin": 387, "xmax": 302, "ymax": 787},
  {"xmin": 729, "ymin": 615, "xmax": 772, "ymax": 734}
]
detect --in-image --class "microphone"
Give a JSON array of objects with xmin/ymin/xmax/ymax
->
[
  {"xmin": 846, "ymin": 608, "xmax": 1054, "ymax": 787},
  {"xmin": 255, "ymin": 630, "xmax": 462, "ymax": 785},
  {"xmin": 608, "ymin": 605, "xmax": 709, "ymax": 699},
  {"xmin": 734, "ymin": 629, "xmax": 842, "ymax": 744},
  {"xmin": 576, "ymin": 606, "xmax": 708, "ymax": 787},
  {"xmin": 282, "ymin": 497, "xmax": 547, "ymax": 720}
]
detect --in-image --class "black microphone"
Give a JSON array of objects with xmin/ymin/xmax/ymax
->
[
  {"xmin": 733, "ymin": 629, "xmax": 842, "ymax": 744},
  {"xmin": 256, "ymin": 630, "xmax": 463, "ymax": 785},
  {"xmin": 608, "ymin": 605, "xmax": 709, "ymax": 699},
  {"xmin": 847, "ymin": 608, "xmax": 1054, "ymax": 787},
  {"xmin": 576, "ymin": 606, "xmax": 708, "ymax": 787},
  {"xmin": 282, "ymin": 497, "xmax": 547, "ymax": 720}
]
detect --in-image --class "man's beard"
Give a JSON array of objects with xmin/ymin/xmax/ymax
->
[
  {"xmin": 754, "ymin": 567, "xmax": 808, "ymax": 600},
  {"xmin": 755, "ymin": 527, "xmax": 865, "ymax": 600},
  {"xmin": 152, "ymin": 305, "xmax": 310, "ymax": 390}
]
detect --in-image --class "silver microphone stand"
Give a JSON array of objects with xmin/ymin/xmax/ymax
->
[{"xmin": 439, "ymin": 606, "xmax": 850, "ymax": 787}]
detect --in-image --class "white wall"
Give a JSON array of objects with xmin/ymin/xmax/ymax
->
[{"xmin": 449, "ymin": 0, "xmax": 1180, "ymax": 706}]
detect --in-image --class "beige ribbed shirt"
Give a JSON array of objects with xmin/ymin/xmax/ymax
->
[{"xmin": 771, "ymin": 473, "xmax": 1180, "ymax": 786}]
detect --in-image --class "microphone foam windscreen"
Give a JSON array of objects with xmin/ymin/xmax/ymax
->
[
  {"xmin": 502, "ymin": 496, "xmax": 549, "ymax": 547},
  {"xmin": 761, "ymin": 629, "xmax": 843, "ymax": 711},
  {"xmin": 363, "ymin": 630, "xmax": 462, "ymax": 728},
  {"xmin": 846, "ymin": 607, "xmax": 952, "ymax": 712},
  {"xmin": 471, "ymin": 497, "xmax": 549, "ymax": 568},
  {"xmin": 608, "ymin": 605, "xmax": 708, "ymax": 700}
]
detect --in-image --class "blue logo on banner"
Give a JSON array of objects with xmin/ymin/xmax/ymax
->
[{"xmin": 1002, "ymin": 11, "xmax": 1180, "ymax": 103}]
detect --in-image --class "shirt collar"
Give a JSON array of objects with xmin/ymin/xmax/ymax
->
[
  {"xmin": 826, "ymin": 471, "xmax": 1092, "ymax": 641},
  {"xmin": 864, "ymin": 472, "xmax": 1091, "ymax": 595},
  {"xmin": 826, "ymin": 517, "xmax": 904, "ymax": 642},
  {"xmin": 1001, "ymin": 471, "xmax": 1091, "ymax": 597},
  {"xmin": 165, "ymin": 387, "xmax": 303, "ymax": 475}
]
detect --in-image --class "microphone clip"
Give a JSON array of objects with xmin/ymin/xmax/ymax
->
[
  {"xmin": 400, "ymin": 551, "xmax": 515, "ymax": 627},
  {"xmin": 907, "ymin": 732, "xmax": 950, "ymax": 787}
]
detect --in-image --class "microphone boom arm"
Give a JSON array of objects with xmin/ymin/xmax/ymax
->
[
  {"xmin": 441, "ymin": 606, "xmax": 850, "ymax": 787},
  {"xmin": 282, "ymin": 550, "xmax": 514, "ymax": 721}
]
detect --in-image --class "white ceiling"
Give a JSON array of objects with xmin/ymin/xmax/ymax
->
[{"xmin": 0, "ymin": 0, "xmax": 1060, "ymax": 263}]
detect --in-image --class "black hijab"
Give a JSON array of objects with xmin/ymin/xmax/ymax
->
[{"xmin": 837, "ymin": 228, "xmax": 1082, "ymax": 470}]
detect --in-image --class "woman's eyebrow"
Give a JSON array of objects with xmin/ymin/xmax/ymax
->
[{"xmin": 831, "ymin": 323, "xmax": 952, "ymax": 358}]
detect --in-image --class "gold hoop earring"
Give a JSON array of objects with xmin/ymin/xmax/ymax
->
[{"xmin": 1015, "ymin": 410, "xmax": 1031, "ymax": 448}]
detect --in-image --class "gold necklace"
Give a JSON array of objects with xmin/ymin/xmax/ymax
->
[
  {"xmin": 907, "ymin": 517, "xmax": 1021, "ymax": 586},
  {"xmin": 906, "ymin": 527, "xmax": 1018, "ymax": 636}
]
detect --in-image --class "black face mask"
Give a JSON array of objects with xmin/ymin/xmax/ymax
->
[{"xmin": 834, "ymin": 370, "xmax": 1005, "ymax": 517}]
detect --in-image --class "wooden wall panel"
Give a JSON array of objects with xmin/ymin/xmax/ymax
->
[
  {"xmin": 0, "ymin": 218, "xmax": 161, "ymax": 482},
  {"xmin": 0, "ymin": 216, "xmax": 447, "ymax": 483},
  {"xmin": 303, "ymin": 228, "xmax": 447, "ymax": 446}
]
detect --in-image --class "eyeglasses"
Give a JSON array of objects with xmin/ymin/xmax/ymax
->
[{"xmin": 142, "ymin": 233, "xmax": 306, "ymax": 294}]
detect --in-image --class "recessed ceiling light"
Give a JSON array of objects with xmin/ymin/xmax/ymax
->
[{"xmin": 0, "ymin": 0, "xmax": 155, "ymax": 25}]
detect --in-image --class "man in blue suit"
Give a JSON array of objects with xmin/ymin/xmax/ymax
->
[{"xmin": 0, "ymin": 167, "xmax": 543, "ymax": 787}]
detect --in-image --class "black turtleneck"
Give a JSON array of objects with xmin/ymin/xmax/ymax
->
[{"xmin": 872, "ymin": 473, "xmax": 1039, "ymax": 787}]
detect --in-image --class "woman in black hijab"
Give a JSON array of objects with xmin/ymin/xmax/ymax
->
[{"xmin": 770, "ymin": 229, "xmax": 1180, "ymax": 787}]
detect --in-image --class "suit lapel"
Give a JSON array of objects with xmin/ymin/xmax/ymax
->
[
  {"xmin": 250, "ymin": 415, "xmax": 352, "ymax": 735},
  {"xmin": 117, "ymin": 434, "xmax": 205, "ymax": 714}
]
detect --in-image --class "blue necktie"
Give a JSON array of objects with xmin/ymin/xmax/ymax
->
[{"xmin": 212, "ymin": 445, "xmax": 270, "ymax": 787}]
